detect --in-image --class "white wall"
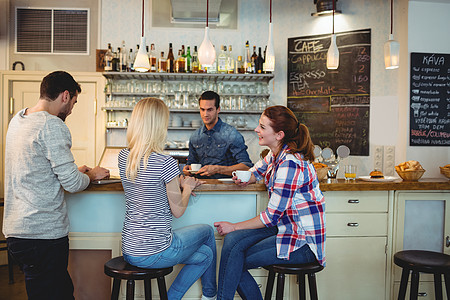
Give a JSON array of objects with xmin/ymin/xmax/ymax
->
[{"xmin": 406, "ymin": 0, "xmax": 450, "ymax": 177}]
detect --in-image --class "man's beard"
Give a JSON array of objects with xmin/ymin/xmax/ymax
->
[{"xmin": 57, "ymin": 105, "xmax": 71, "ymax": 121}]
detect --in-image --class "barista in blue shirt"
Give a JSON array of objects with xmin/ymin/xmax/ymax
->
[{"xmin": 183, "ymin": 91, "xmax": 253, "ymax": 179}]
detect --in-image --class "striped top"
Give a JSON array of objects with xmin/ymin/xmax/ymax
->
[
  {"xmin": 251, "ymin": 145, "xmax": 326, "ymax": 265},
  {"xmin": 118, "ymin": 149, "xmax": 180, "ymax": 256}
]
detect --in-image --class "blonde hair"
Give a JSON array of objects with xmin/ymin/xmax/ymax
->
[{"xmin": 126, "ymin": 98, "xmax": 169, "ymax": 181}]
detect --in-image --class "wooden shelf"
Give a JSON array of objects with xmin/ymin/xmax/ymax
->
[{"xmin": 102, "ymin": 72, "xmax": 274, "ymax": 82}]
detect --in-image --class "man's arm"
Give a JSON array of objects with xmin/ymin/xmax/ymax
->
[{"xmin": 196, "ymin": 163, "xmax": 249, "ymax": 177}]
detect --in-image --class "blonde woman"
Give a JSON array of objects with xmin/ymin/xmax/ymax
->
[{"xmin": 118, "ymin": 98, "xmax": 217, "ymax": 300}]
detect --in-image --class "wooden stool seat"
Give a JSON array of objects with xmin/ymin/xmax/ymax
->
[
  {"xmin": 394, "ymin": 250, "xmax": 450, "ymax": 300},
  {"xmin": 104, "ymin": 256, "xmax": 173, "ymax": 300},
  {"xmin": 263, "ymin": 262, "xmax": 324, "ymax": 300}
]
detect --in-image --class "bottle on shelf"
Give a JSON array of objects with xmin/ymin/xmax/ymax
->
[
  {"xmin": 158, "ymin": 51, "xmax": 167, "ymax": 72},
  {"xmin": 112, "ymin": 49, "xmax": 120, "ymax": 72},
  {"xmin": 217, "ymin": 45, "xmax": 227, "ymax": 74},
  {"xmin": 176, "ymin": 49, "xmax": 185, "ymax": 73},
  {"xmin": 251, "ymin": 46, "xmax": 258, "ymax": 73},
  {"xmin": 256, "ymin": 47, "xmax": 264, "ymax": 74},
  {"xmin": 167, "ymin": 43, "xmax": 175, "ymax": 73},
  {"xmin": 120, "ymin": 41, "xmax": 127, "ymax": 72},
  {"xmin": 127, "ymin": 48, "xmax": 134, "ymax": 72},
  {"xmin": 185, "ymin": 46, "xmax": 192, "ymax": 73},
  {"xmin": 227, "ymin": 45, "xmax": 235, "ymax": 74},
  {"xmin": 236, "ymin": 55, "xmax": 245, "ymax": 74},
  {"xmin": 245, "ymin": 41, "xmax": 252, "ymax": 74},
  {"xmin": 207, "ymin": 45, "xmax": 217, "ymax": 73},
  {"xmin": 149, "ymin": 43, "xmax": 157, "ymax": 72},
  {"xmin": 104, "ymin": 43, "xmax": 113, "ymax": 71},
  {"xmin": 193, "ymin": 46, "xmax": 200, "ymax": 73}
]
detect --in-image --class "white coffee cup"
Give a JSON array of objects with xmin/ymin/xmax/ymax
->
[
  {"xmin": 191, "ymin": 164, "xmax": 202, "ymax": 171},
  {"xmin": 232, "ymin": 170, "xmax": 251, "ymax": 182}
]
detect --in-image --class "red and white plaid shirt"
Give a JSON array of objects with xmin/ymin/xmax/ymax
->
[{"xmin": 251, "ymin": 145, "xmax": 326, "ymax": 265}]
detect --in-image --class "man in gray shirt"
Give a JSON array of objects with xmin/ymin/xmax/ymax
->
[{"xmin": 3, "ymin": 71, "xmax": 109, "ymax": 299}]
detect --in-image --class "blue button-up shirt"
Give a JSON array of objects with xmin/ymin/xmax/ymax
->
[{"xmin": 187, "ymin": 118, "xmax": 253, "ymax": 179}]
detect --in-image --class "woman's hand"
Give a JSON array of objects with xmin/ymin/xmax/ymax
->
[
  {"xmin": 214, "ymin": 221, "xmax": 236, "ymax": 236},
  {"xmin": 232, "ymin": 174, "xmax": 255, "ymax": 187},
  {"xmin": 180, "ymin": 175, "xmax": 204, "ymax": 196}
]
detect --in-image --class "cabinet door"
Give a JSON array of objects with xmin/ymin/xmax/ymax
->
[{"xmin": 312, "ymin": 236, "xmax": 387, "ymax": 300}]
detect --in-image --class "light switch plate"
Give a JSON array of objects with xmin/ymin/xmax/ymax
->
[
  {"xmin": 383, "ymin": 145, "xmax": 395, "ymax": 176},
  {"xmin": 374, "ymin": 145, "xmax": 383, "ymax": 171}
]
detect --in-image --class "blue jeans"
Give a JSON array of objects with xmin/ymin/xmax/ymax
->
[
  {"xmin": 217, "ymin": 226, "xmax": 317, "ymax": 300},
  {"xmin": 124, "ymin": 224, "xmax": 217, "ymax": 299},
  {"xmin": 7, "ymin": 236, "xmax": 74, "ymax": 300}
]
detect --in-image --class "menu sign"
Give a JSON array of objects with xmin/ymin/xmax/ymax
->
[
  {"xmin": 410, "ymin": 52, "xmax": 450, "ymax": 146},
  {"xmin": 287, "ymin": 29, "xmax": 371, "ymax": 156}
]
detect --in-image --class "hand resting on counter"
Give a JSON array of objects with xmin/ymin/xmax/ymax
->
[{"xmin": 79, "ymin": 165, "xmax": 110, "ymax": 181}]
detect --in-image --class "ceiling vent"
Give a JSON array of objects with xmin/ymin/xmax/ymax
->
[{"xmin": 170, "ymin": 0, "xmax": 221, "ymax": 23}]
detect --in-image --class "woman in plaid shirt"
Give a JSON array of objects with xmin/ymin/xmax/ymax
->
[{"xmin": 214, "ymin": 105, "xmax": 325, "ymax": 300}]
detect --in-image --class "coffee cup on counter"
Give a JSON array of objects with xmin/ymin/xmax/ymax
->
[
  {"xmin": 191, "ymin": 164, "xmax": 202, "ymax": 172},
  {"xmin": 232, "ymin": 170, "xmax": 251, "ymax": 182}
]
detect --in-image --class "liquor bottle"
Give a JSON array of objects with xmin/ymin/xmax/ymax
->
[
  {"xmin": 112, "ymin": 49, "xmax": 120, "ymax": 72},
  {"xmin": 262, "ymin": 46, "xmax": 267, "ymax": 73},
  {"xmin": 104, "ymin": 43, "xmax": 113, "ymax": 71},
  {"xmin": 256, "ymin": 47, "xmax": 264, "ymax": 74},
  {"xmin": 176, "ymin": 49, "xmax": 185, "ymax": 73},
  {"xmin": 236, "ymin": 56, "xmax": 245, "ymax": 74},
  {"xmin": 167, "ymin": 43, "xmax": 175, "ymax": 73},
  {"xmin": 207, "ymin": 45, "xmax": 217, "ymax": 73},
  {"xmin": 192, "ymin": 46, "xmax": 200, "ymax": 73},
  {"xmin": 251, "ymin": 46, "xmax": 258, "ymax": 73},
  {"xmin": 149, "ymin": 43, "xmax": 157, "ymax": 72},
  {"xmin": 120, "ymin": 41, "xmax": 127, "ymax": 72},
  {"xmin": 217, "ymin": 45, "xmax": 227, "ymax": 73},
  {"xmin": 227, "ymin": 45, "xmax": 235, "ymax": 74},
  {"xmin": 127, "ymin": 48, "xmax": 133, "ymax": 72},
  {"xmin": 158, "ymin": 51, "xmax": 167, "ymax": 72},
  {"xmin": 185, "ymin": 46, "xmax": 192, "ymax": 73},
  {"xmin": 245, "ymin": 41, "xmax": 252, "ymax": 73}
]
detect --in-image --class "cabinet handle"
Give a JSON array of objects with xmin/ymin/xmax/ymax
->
[
  {"xmin": 9, "ymin": 97, "xmax": 14, "ymax": 115},
  {"xmin": 417, "ymin": 292, "xmax": 427, "ymax": 297},
  {"xmin": 446, "ymin": 236, "xmax": 450, "ymax": 248},
  {"xmin": 347, "ymin": 223, "xmax": 359, "ymax": 227},
  {"xmin": 348, "ymin": 199, "xmax": 360, "ymax": 204},
  {"xmin": 258, "ymin": 284, "xmax": 262, "ymax": 289},
  {"xmin": 94, "ymin": 98, "xmax": 97, "ymax": 116}
]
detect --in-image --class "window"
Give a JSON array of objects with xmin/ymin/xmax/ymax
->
[{"xmin": 16, "ymin": 7, "xmax": 89, "ymax": 54}]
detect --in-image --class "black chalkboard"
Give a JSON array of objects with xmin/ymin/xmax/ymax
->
[
  {"xmin": 409, "ymin": 52, "xmax": 450, "ymax": 146},
  {"xmin": 287, "ymin": 29, "xmax": 371, "ymax": 156}
]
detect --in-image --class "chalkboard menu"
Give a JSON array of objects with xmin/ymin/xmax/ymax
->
[
  {"xmin": 287, "ymin": 29, "xmax": 371, "ymax": 156},
  {"xmin": 410, "ymin": 52, "xmax": 450, "ymax": 146}
]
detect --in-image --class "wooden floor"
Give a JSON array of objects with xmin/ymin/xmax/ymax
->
[{"xmin": 0, "ymin": 264, "xmax": 27, "ymax": 300}]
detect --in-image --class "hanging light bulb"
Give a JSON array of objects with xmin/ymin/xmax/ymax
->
[
  {"xmin": 384, "ymin": 0, "xmax": 400, "ymax": 69},
  {"xmin": 134, "ymin": 0, "xmax": 150, "ymax": 72},
  {"xmin": 265, "ymin": 0, "xmax": 275, "ymax": 72},
  {"xmin": 327, "ymin": 0, "xmax": 339, "ymax": 69},
  {"xmin": 198, "ymin": 0, "xmax": 216, "ymax": 66}
]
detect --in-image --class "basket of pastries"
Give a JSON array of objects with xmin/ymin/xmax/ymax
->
[
  {"xmin": 439, "ymin": 164, "xmax": 450, "ymax": 179},
  {"xmin": 395, "ymin": 160, "xmax": 425, "ymax": 181},
  {"xmin": 313, "ymin": 162, "xmax": 330, "ymax": 181}
]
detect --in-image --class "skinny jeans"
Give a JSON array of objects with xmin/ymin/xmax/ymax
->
[
  {"xmin": 124, "ymin": 224, "xmax": 217, "ymax": 299},
  {"xmin": 217, "ymin": 226, "xmax": 317, "ymax": 300}
]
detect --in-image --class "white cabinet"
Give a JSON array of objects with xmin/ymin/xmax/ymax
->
[
  {"xmin": 289, "ymin": 191, "xmax": 392, "ymax": 300},
  {"xmin": 391, "ymin": 191, "xmax": 450, "ymax": 299},
  {"xmin": 1, "ymin": 71, "xmax": 105, "ymax": 197}
]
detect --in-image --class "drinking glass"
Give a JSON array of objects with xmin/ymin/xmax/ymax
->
[{"xmin": 344, "ymin": 165, "xmax": 357, "ymax": 181}]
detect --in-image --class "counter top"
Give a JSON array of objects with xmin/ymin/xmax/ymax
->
[{"xmin": 85, "ymin": 178, "xmax": 449, "ymax": 192}]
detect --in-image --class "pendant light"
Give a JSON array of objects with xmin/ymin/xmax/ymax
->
[
  {"xmin": 264, "ymin": 0, "xmax": 275, "ymax": 72},
  {"xmin": 198, "ymin": 0, "xmax": 216, "ymax": 67},
  {"xmin": 384, "ymin": 0, "xmax": 400, "ymax": 69},
  {"xmin": 326, "ymin": 0, "xmax": 339, "ymax": 69},
  {"xmin": 134, "ymin": 0, "xmax": 150, "ymax": 72}
]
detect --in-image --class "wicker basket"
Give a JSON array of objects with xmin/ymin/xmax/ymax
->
[
  {"xmin": 315, "ymin": 167, "xmax": 330, "ymax": 181},
  {"xmin": 395, "ymin": 169, "xmax": 425, "ymax": 181},
  {"xmin": 440, "ymin": 167, "xmax": 450, "ymax": 179}
]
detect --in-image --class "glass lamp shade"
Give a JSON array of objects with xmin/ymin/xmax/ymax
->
[
  {"xmin": 327, "ymin": 34, "xmax": 339, "ymax": 69},
  {"xmin": 384, "ymin": 34, "xmax": 400, "ymax": 69},
  {"xmin": 198, "ymin": 27, "xmax": 216, "ymax": 66},
  {"xmin": 264, "ymin": 22, "xmax": 275, "ymax": 72},
  {"xmin": 134, "ymin": 36, "xmax": 150, "ymax": 72}
]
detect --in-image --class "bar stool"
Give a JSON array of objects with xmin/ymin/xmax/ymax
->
[
  {"xmin": 0, "ymin": 199, "xmax": 14, "ymax": 284},
  {"xmin": 263, "ymin": 262, "xmax": 324, "ymax": 300},
  {"xmin": 394, "ymin": 250, "xmax": 450, "ymax": 300},
  {"xmin": 104, "ymin": 256, "xmax": 173, "ymax": 300}
]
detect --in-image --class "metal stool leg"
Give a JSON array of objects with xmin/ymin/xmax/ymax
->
[
  {"xmin": 275, "ymin": 273, "xmax": 285, "ymax": 300},
  {"xmin": 434, "ymin": 273, "xmax": 443, "ymax": 300},
  {"xmin": 308, "ymin": 273, "xmax": 319, "ymax": 300},
  {"xmin": 398, "ymin": 268, "xmax": 410, "ymax": 300},
  {"xmin": 298, "ymin": 273, "xmax": 306, "ymax": 300},
  {"xmin": 445, "ymin": 273, "xmax": 450, "ymax": 300},
  {"xmin": 157, "ymin": 276, "xmax": 169, "ymax": 300},
  {"xmin": 7, "ymin": 250, "xmax": 14, "ymax": 284},
  {"xmin": 111, "ymin": 278, "xmax": 121, "ymax": 300},
  {"xmin": 144, "ymin": 278, "xmax": 152, "ymax": 300},
  {"xmin": 264, "ymin": 270, "xmax": 276, "ymax": 300},
  {"xmin": 126, "ymin": 279, "xmax": 135, "ymax": 300},
  {"xmin": 410, "ymin": 271, "xmax": 419, "ymax": 300}
]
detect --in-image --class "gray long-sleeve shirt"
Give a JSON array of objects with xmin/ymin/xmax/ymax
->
[{"xmin": 3, "ymin": 109, "xmax": 90, "ymax": 239}]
